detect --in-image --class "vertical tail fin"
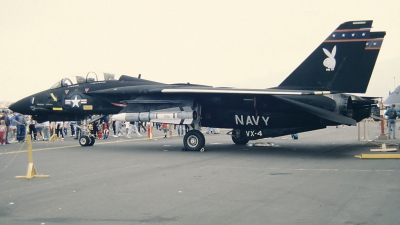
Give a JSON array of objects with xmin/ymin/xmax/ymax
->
[
  {"xmin": 278, "ymin": 20, "xmax": 373, "ymax": 92},
  {"xmin": 330, "ymin": 31, "xmax": 386, "ymax": 93}
]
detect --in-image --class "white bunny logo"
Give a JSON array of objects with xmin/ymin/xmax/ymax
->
[{"xmin": 322, "ymin": 45, "xmax": 336, "ymax": 71}]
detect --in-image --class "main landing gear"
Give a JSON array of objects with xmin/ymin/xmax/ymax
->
[
  {"xmin": 230, "ymin": 129, "xmax": 249, "ymax": 145},
  {"xmin": 182, "ymin": 108, "xmax": 206, "ymax": 151},
  {"xmin": 182, "ymin": 128, "xmax": 249, "ymax": 151},
  {"xmin": 183, "ymin": 130, "xmax": 205, "ymax": 151}
]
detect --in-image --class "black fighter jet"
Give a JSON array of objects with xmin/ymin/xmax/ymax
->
[{"xmin": 10, "ymin": 20, "xmax": 385, "ymax": 150}]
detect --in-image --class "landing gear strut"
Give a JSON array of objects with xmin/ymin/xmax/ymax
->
[
  {"xmin": 182, "ymin": 106, "xmax": 205, "ymax": 151},
  {"xmin": 78, "ymin": 115, "xmax": 106, "ymax": 147}
]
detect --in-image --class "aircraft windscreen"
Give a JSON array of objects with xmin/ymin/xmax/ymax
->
[{"xmin": 49, "ymin": 72, "xmax": 116, "ymax": 89}]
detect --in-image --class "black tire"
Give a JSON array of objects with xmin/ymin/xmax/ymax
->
[
  {"xmin": 79, "ymin": 136, "xmax": 90, "ymax": 147},
  {"xmin": 88, "ymin": 136, "xmax": 95, "ymax": 146},
  {"xmin": 231, "ymin": 130, "xmax": 249, "ymax": 145},
  {"xmin": 183, "ymin": 130, "xmax": 205, "ymax": 151}
]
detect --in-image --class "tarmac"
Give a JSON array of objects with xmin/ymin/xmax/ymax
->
[{"xmin": 1, "ymin": 122, "xmax": 400, "ymax": 225}]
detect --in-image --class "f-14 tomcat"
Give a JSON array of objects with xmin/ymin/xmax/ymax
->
[{"xmin": 10, "ymin": 20, "xmax": 385, "ymax": 151}]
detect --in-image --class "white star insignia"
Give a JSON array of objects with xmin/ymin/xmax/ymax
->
[{"xmin": 71, "ymin": 96, "xmax": 81, "ymax": 107}]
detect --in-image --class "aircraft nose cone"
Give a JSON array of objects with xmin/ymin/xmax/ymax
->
[{"xmin": 9, "ymin": 97, "xmax": 32, "ymax": 114}]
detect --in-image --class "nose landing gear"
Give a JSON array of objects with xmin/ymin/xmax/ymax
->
[{"xmin": 79, "ymin": 135, "xmax": 96, "ymax": 146}]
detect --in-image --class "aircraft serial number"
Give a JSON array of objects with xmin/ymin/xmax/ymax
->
[{"xmin": 246, "ymin": 130, "xmax": 262, "ymax": 137}]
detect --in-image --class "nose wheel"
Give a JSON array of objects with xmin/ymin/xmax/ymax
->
[
  {"xmin": 183, "ymin": 130, "xmax": 205, "ymax": 151},
  {"xmin": 79, "ymin": 135, "xmax": 96, "ymax": 146}
]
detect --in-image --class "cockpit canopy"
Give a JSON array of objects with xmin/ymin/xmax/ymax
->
[{"xmin": 50, "ymin": 72, "xmax": 116, "ymax": 89}]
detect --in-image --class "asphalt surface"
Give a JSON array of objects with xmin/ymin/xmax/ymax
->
[{"xmin": 1, "ymin": 123, "xmax": 400, "ymax": 225}]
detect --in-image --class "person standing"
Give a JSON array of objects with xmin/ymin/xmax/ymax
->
[
  {"xmin": 28, "ymin": 116, "xmax": 37, "ymax": 141},
  {"xmin": 125, "ymin": 121, "xmax": 130, "ymax": 137},
  {"xmin": 111, "ymin": 118, "xmax": 117, "ymax": 137},
  {"xmin": 56, "ymin": 121, "xmax": 64, "ymax": 140},
  {"xmin": 42, "ymin": 121, "xmax": 50, "ymax": 141},
  {"xmin": 14, "ymin": 114, "xmax": 26, "ymax": 142},
  {"xmin": 74, "ymin": 120, "xmax": 82, "ymax": 140},
  {"xmin": 35, "ymin": 122, "xmax": 44, "ymax": 140},
  {"xmin": 175, "ymin": 124, "xmax": 183, "ymax": 136},
  {"xmin": 137, "ymin": 121, "xmax": 147, "ymax": 133},
  {"xmin": 102, "ymin": 121, "xmax": 109, "ymax": 139},
  {"xmin": 0, "ymin": 120, "xmax": 6, "ymax": 145},
  {"xmin": 70, "ymin": 121, "xmax": 76, "ymax": 137},
  {"xmin": 126, "ymin": 121, "xmax": 141, "ymax": 138},
  {"xmin": 385, "ymin": 104, "xmax": 398, "ymax": 139},
  {"xmin": 63, "ymin": 121, "xmax": 69, "ymax": 136},
  {"xmin": 114, "ymin": 120, "xmax": 123, "ymax": 137},
  {"xmin": 206, "ymin": 127, "xmax": 218, "ymax": 134},
  {"xmin": 161, "ymin": 123, "xmax": 168, "ymax": 138},
  {"xmin": 10, "ymin": 112, "xmax": 17, "ymax": 141},
  {"xmin": 91, "ymin": 121, "xmax": 99, "ymax": 139},
  {"xmin": 4, "ymin": 110, "xmax": 11, "ymax": 144}
]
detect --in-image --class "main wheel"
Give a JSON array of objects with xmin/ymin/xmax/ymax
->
[
  {"xmin": 183, "ymin": 130, "xmax": 205, "ymax": 151},
  {"xmin": 79, "ymin": 135, "xmax": 90, "ymax": 146},
  {"xmin": 231, "ymin": 130, "xmax": 249, "ymax": 145}
]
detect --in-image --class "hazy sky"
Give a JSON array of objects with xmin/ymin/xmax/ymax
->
[{"xmin": 1, "ymin": 0, "xmax": 399, "ymax": 102}]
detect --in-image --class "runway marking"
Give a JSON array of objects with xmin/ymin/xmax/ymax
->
[
  {"xmin": 355, "ymin": 153, "xmax": 400, "ymax": 159},
  {"xmin": 0, "ymin": 163, "xmax": 148, "ymax": 194},
  {"xmin": 201, "ymin": 166, "xmax": 399, "ymax": 173},
  {"xmin": 0, "ymin": 136, "xmax": 165, "ymax": 156}
]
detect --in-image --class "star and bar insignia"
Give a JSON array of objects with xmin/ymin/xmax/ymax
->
[{"xmin": 65, "ymin": 95, "xmax": 87, "ymax": 108}]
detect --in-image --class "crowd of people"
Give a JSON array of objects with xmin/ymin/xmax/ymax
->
[
  {"xmin": 0, "ymin": 110, "xmax": 220, "ymax": 145},
  {"xmin": 0, "ymin": 110, "xmax": 70, "ymax": 144}
]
